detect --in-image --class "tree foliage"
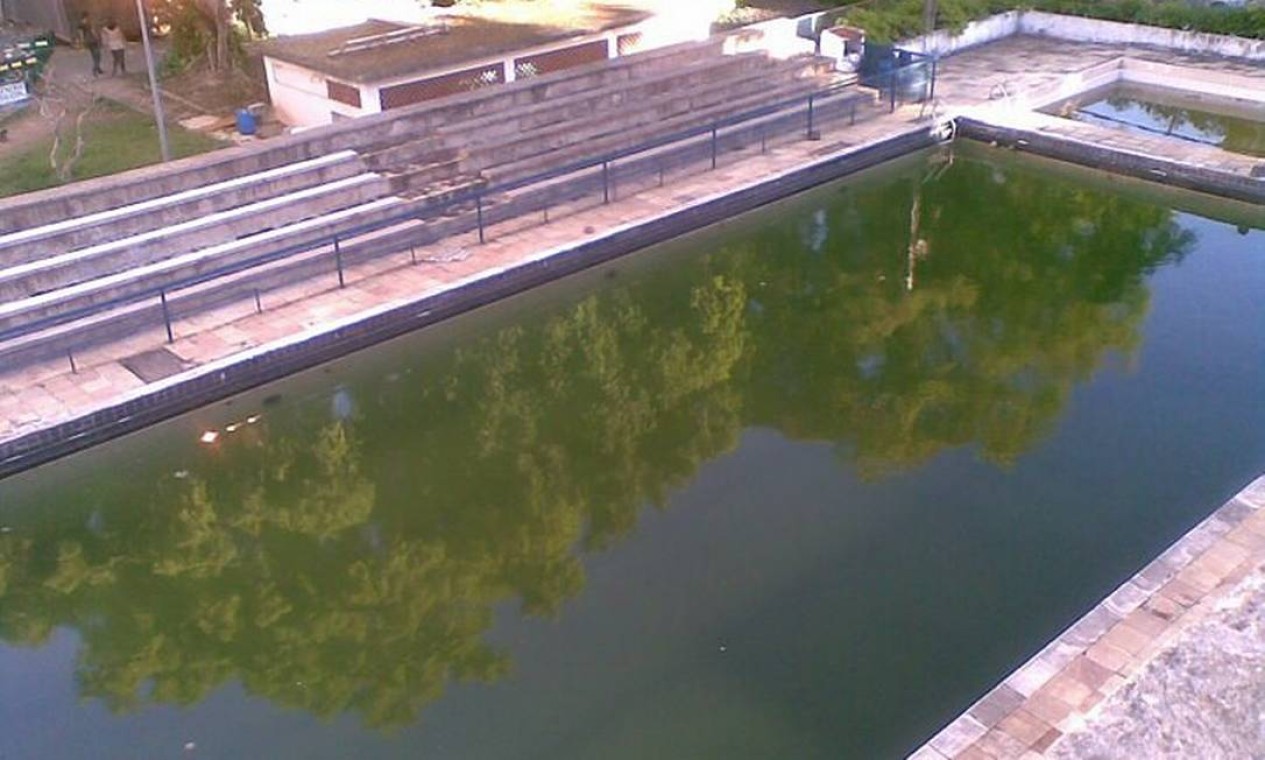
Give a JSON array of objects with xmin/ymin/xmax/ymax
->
[
  {"xmin": 826, "ymin": 0, "xmax": 1265, "ymax": 43},
  {"xmin": 153, "ymin": 0, "xmax": 266, "ymax": 73}
]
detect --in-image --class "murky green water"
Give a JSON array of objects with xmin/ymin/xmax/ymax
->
[
  {"xmin": 1053, "ymin": 83, "xmax": 1265, "ymax": 158},
  {"xmin": 1, "ymin": 146, "xmax": 1263, "ymax": 759}
]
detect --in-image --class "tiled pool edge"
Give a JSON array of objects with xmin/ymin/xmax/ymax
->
[
  {"xmin": 956, "ymin": 117, "xmax": 1265, "ymax": 206},
  {"xmin": 0, "ymin": 126, "xmax": 939, "ymax": 479},
  {"xmin": 910, "ymin": 473, "xmax": 1265, "ymax": 760}
]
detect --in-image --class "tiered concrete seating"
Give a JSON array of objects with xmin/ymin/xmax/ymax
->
[
  {"xmin": 0, "ymin": 33, "xmax": 861, "ymax": 367},
  {"xmin": 0, "ymin": 173, "xmax": 389, "ymax": 300},
  {"xmin": 0, "ymin": 151, "xmax": 367, "ymax": 263}
]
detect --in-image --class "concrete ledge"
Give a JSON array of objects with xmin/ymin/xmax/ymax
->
[
  {"xmin": 0, "ymin": 125, "xmax": 937, "ymax": 478},
  {"xmin": 956, "ymin": 117, "xmax": 1265, "ymax": 206}
]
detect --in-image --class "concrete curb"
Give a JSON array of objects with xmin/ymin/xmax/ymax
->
[{"xmin": 956, "ymin": 117, "xmax": 1265, "ymax": 206}]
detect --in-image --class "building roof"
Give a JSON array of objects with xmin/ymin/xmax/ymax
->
[{"xmin": 258, "ymin": 7, "xmax": 650, "ymax": 85}]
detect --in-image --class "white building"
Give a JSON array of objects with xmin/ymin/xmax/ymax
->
[{"xmin": 258, "ymin": 7, "xmax": 718, "ymax": 128}]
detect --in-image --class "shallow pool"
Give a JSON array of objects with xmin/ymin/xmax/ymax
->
[{"xmin": 1049, "ymin": 83, "xmax": 1265, "ymax": 158}]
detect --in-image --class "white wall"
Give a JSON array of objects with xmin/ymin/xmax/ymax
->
[
  {"xmin": 897, "ymin": 10, "xmax": 1265, "ymax": 61},
  {"xmin": 1120, "ymin": 58, "xmax": 1265, "ymax": 104},
  {"xmin": 902, "ymin": 11, "xmax": 1020, "ymax": 56},
  {"xmin": 1020, "ymin": 11, "xmax": 1265, "ymax": 60},
  {"xmin": 265, "ymin": 57, "xmax": 366, "ymax": 127}
]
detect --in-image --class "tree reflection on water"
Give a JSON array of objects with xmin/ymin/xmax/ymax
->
[{"xmin": 0, "ymin": 150, "xmax": 1195, "ymax": 729}]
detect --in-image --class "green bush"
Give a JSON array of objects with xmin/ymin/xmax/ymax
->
[
  {"xmin": 1033, "ymin": 0, "xmax": 1265, "ymax": 38},
  {"xmin": 824, "ymin": 0, "xmax": 1265, "ymax": 41}
]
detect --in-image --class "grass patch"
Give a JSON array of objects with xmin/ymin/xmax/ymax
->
[{"xmin": 0, "ymin": 101, "xmax": 223, "ymax": 198}]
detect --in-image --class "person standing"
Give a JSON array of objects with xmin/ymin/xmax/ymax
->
[
  {"xmin": 78, "ymin": 13, "xmax": 103, "ymax": 77},
  {"xmin": 102, "ymin": 20, "xmax": 126, "ymax": 76}
]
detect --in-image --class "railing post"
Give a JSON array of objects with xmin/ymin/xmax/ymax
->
[
  {"xmin": 929, "ymin": 58, "xmax": 938, "ymax": 102},
  {"xmin": 67, "ymin": 349, "xmax": 77, "ymax": 374},
  {"xmin": 334, "ymin": 237, "xmax": 345, "ymax": 288},
  {"xmin": 476, "ymin": 193, "xmax": 486, "ymax": 244},
  {"xmin": 602, "ymin": 161, "xmax": 610, "ymax": 204},
  {"xmin": 710, "ymin": 124, "xmax": 718, "ymax": 169},
  {"xmin": 890, "ymin": 72, "xmax": 897, "ymax": 112},
  {"xmin": 253, "ymin": 288, "xmax": 262, "ymax": 313},
  {"xmin": 806, "ymin": 93, "xmax": 815, "ymax": 139},
  {"xmin": 159, "ymin": 288, "xmax": 173, "ymax": 343}
]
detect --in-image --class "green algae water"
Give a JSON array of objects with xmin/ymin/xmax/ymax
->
[
  {"xmin": 1053, "ymin": 83, "xmax": 1265, "ymax": 158},
  {"xmin": 1, "ymin": 145, "xmax": 1263, "ymax": 759}
]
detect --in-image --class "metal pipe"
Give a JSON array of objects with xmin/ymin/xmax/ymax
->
[
  {"xmin": 334, "ymin": 238, "xmax": 344, "ymax": 288},
  {"xmin": 134, "ymin": 0, "xmax": 170, "ymax": 162},
  {"xmin": 159, "ymin": 288, "xmax": 173, "ymax": 343}
]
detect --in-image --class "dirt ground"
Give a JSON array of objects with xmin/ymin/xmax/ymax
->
[{"xmin": 161, "ymin": 57, "xmax": 269, "ymax": 114}]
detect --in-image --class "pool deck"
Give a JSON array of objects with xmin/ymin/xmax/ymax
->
[
  {"xmin": 1, "ymin": 35, "xmax": 1264, "ymax": 756},
  {"xmin": 912, "ymin": 474, "xmax": 1265, "ymax": 760}
]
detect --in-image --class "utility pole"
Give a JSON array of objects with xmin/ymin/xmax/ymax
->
[
  {"xmin": 135, "ymin": 0, "xmax": 171, "ymax": 162},
  {"xmin": 923, "ymin": 0, "xmax": 938, "ymax": 38}
]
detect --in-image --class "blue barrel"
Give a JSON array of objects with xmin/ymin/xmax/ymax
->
[{"xmin": 235, "ymin": 108, "xmax": 257, "ymax": 136}]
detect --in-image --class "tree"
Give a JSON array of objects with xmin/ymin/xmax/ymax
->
[
  {"xmin": 31, "ymin": 61, "xmax": 101, "ymax": 183},
  {"xmin": 153, "ymin": 0, "xmax": 266, "ymax": 73}
]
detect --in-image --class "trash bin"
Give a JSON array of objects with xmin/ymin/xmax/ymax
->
[{"xmin": 235, "ymin": 108, "xmax": 257, "ymax": 136}]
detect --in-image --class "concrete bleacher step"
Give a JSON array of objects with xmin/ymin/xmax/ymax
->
[
  {"xmin": 465, "ymin": 57, "xmax": 830, "ymax": 178},
  {"xmin": 0, "ymin": 151, "xmax": 369, "ymax": 266},
  {"xmin": 384, "ymin": 155, "xmax": 465, "ymax": 195},
  {"xmin": 0, "ymin": 197, "xmax": 406, "ymax": 335},
  {"xmin": 0, "ymin": 197, "xmax": 491, "ymax": 367},
  {"xmin": 0, "ymin": 173, "xmax": 391, "ymax": 301},
  {"xmin": 490, "ymin": 86, "xmax": 873, "ymax": 214},
  {"xmin": 0, "ymin": 139, "xmax": 368, "ymax": 234},
  {"xmin": 350, "ymin": 37, "xmax": 730, "ymax": 146},
  {"xmin": 362, "ymin": 53, "xmax": 784, "ymax": 186},
  {"xmin": 360, "ymin": 137, "xmax": 453, "ymax": 171},
  {"xmin": 0, "ymin": 32, "xmax": 870, "ymax": 368},
  {"xmin": 481, "ymin": 76, "xmax": 830, "ymax": 186},
  {"xmin": 350, "ymin": 42, "xmax": 744, "ymax": 178},
  {"xmin": 396, "ymin": 173, "xmax": 486, "ymax": 202},
  {"xmin": 435, "ymin": 51, "xmax": 782, "ymax": 149}
]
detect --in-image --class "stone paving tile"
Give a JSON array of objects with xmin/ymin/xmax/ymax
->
[
  {"xmin": 968, "ymin": 683, "xmax": 1026, "ymax": 729},
  {"xmin": 996, "ymin": 709, "xmax": 1053, "ymax": 748},
  {"xmin": 930, "ymin": 716, "xmax": 990, "ymax": 756},
  {"xmin": 974, "ymin": 728, "xmax": 1030, "ymax": 758},
  {"xmin": 1005, "ymin": 656, "xmax": 1061, "ymax": 698}
]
